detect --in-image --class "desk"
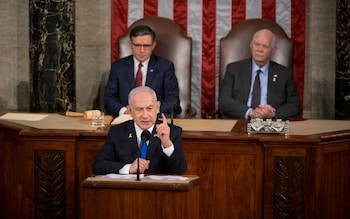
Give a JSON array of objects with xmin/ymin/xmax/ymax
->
[
  {"xmin": 80, "ymin": 175, "xmax": 200, "ymax": 219},
  {"xmin": 0, "ymin": 114, "xmax": 350, "ymax": 219}
]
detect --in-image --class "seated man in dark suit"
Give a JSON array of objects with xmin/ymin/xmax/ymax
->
[
  {"xmin": 219, "ymin": 29, "xmax": 302, "ymax": 120},
  {"xmin": 93, "ymin": 86, "xmax": 187, "ymax": 175},
  {"xmin": 104, "ymin": 25, "xmax": 180, "ymax": 118}
]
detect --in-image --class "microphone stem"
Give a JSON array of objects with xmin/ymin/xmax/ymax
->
[
  {"xmin": 136, "ymin": 157, "xmax": 140, "ymax": 181},
  {"xmin": 136, "ymin": 131, "xmax": 151, "ymax": 181},
  {"xmin": 136, "ymin": 144, "xmax": 141, "ymax": 181}
]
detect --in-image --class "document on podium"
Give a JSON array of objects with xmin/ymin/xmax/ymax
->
[
  {"xmin": 104, "ymin": 173, "xmax": 189, "ymax": 181},
  {"xmin": 0, "ymin": 113, "xmax": 48, "ymax": 121},
  {"xmin": 82, "ymin": 174, "xmax": 200, "ymax": 190}
]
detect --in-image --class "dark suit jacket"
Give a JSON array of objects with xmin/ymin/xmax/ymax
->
[
  {"xmin": 104, "ymin": 55, "xmax": 180, "ymax": 117},
  {"xmin": 218, "ymin": 58, "xmax": 302, "ymax": 120},
  {"xmin": 92, "ymin": 120, "xmax": 187, "ymax": 175}
]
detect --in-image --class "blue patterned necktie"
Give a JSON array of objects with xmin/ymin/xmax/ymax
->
[{"xmin": 140, "ymin": 140, "xmax": 148, "ymax": 159}]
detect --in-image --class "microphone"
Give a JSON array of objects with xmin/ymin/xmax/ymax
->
[
  {"xmin": 141, "ymin": 129, "xmax": 151, "ymax": 142},
  {"xmin": 171, "ymin": 104, "xmax": 182, "ymax": 125},
  {"xmin": 136, "ymin": 130, "xmax": 151, "ymax": 181}
]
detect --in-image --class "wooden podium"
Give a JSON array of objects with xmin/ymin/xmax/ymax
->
[
  {"xmin": 80, "ymin": 175, "xmax": 201, "ymax": 219},
  {"xmin": 1, "ymin": 114, "xmax": 350, "ymax": 219}
]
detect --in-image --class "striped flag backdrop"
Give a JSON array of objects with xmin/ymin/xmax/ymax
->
[{"xmin": 112, "ymin": 0, "xmax": 305, "ymax": 118}]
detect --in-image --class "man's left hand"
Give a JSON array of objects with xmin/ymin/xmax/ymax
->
[{"xmin": 156, "ymin": 113, "xmax": 172, "ymax": 147}]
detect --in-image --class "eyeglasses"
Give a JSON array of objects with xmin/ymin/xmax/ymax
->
[{"xmin": 131, "ymin": 42, "xmax": 153, "ymax": 50}]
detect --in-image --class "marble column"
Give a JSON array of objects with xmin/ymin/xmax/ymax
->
[
  {"xmin": 29, "ymin": 0, "xmax": 75, "ymax": 112},
  {"xmin": 335, "ymin": 0, "xmax": 350, "ymax": 119}
]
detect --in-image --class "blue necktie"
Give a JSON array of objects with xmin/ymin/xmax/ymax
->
[{"xmin": 140, "ymin": 140, "xmax": 148, "ymax": 159}]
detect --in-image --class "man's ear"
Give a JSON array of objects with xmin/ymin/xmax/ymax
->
[
  {"xmin": 156, "ymin": 101, "xmax": 160, "ymax": 112},
  {"xmin": 151, "ymin": 41, "xmax": 157, "ymax": 50},
  {"xmin": 271, "ymin": 46, "xmax": 277, "ymax": 55}
]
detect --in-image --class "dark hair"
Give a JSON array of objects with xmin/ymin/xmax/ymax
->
[{"xmin": 129, "ymin": 25, "xmax": 156, "ymax": 42}]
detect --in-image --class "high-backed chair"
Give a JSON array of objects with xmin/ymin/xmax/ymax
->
[
  {"xmin": 219, "ymin": 18, "xmax": 294, "ymax": 88},
  {"xmin": 214, "ymin": 18, "xmax": 294, "ymax": 118},
  {"xmin": 118, "ymin": 16, "xmax": 196, "ymax": 118}
]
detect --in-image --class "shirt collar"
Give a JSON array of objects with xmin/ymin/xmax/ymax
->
[
  {"xmin": 133, "ymin": 57, "xmax": 150, "ymax": 69},
  {"xmin": 134, "ymin": 122, "xmax": 154, "ymax": 142},
  {"xmin": 252, "ymin": 60, "xmax": 270, "ymax": 75}
]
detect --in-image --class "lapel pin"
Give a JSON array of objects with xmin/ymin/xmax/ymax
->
[
  {"xmin": 128, "ymin": 133, "xmax": 132, "ymax": 138},
  {"xmin": 272, "ymin": 75, "xmax": 278, "ymax": 82}
]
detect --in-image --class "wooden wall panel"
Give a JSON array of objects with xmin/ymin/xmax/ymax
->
[
  {"xmin": 183, "ymin": 138, "xmax": 263, "ymax": 219},
  {"xmin": 1, "ymin": 119, "xmax": 350, "ymax": 219}
]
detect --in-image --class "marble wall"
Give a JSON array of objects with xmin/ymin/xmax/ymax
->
[
  {"xmin": 0, "ymin": 0, "xmax": 345, "ymax": 119},
  {"xmin": 29, "ymin": 0, "xmax": 75, "ymax": 112}
]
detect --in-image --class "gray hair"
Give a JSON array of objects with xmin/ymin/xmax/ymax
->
[
  {"xmin": 128, "ymin": 86, "xmax": 158, "ymax": 106},
  {"xmin": 252, "ymin": 29, "xmax": 277, "ymax": 48}
]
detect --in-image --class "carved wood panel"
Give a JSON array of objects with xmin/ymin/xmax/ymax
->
[
  {"xmin": 274, "ymin": 156, "xmax": 305, "ymax": 219},
  {"xmin": 35, "ymin": 150, "xmax": 66, "ymax": 219}
]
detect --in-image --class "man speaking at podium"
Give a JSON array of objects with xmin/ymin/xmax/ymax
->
[{"xmin": 93, "ymin": 86, "xmax": 187, "ymax": 175}]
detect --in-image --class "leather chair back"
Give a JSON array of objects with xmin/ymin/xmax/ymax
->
[
  {"xmin": 118, "ymin": 16, "xmax": 196, "ymax": 118},
  {"xmin": 219, "ymin": 18, "xmax": 294, "ymax": 88}
]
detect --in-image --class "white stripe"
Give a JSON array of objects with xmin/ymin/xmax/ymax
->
[
  {"xmin": 128, "ymin": 0, "xmax": 143, "ymax": 26},
  {"xmin": 276, "ymin": 0, "xmax": 291, "ymax": 37},
  {"xmin": 187, "ymin": 0, "xmax": 202, "ymax": 116},
  {"xmin": 216, "ymin": 0, "xmax": 232, "ymax": 110},
  {"xmin": 158, "ymin": 0, "xmax": 173, "ymax": 19},
  {"xmin": 125, "ymin": 0, "xmax": 293, "ymax": 118},
  {"xmin": 246, "ymin": 0, "xmax": 262, "ymax": 19}
]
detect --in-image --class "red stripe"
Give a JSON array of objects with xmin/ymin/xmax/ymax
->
[
  {"xmin": 111, "ymin": 0, "xmax": 306, "ymax": 118},
  {"xmin": 111, "ymin": 0, "xmax": 129, "ymax": 62},
  {"xmin": 291, "ymin": 0, "xmax": 305, "ymax": 114},
  {"xmin": 201, "ymin": 0, "xmax": 217, "ymax": 118},
  {"xmin": 262, "ymin": 0, "xmax": 276, "ymax": 20},
  {"xmin": 231, "ymin": 0, "xmax": 246, "ymax": 26},
  {"xmin": 144, "ymin": 0, "xmax": 158, "ymax": 16},
  {"xmin": 173, "ymin": 0, "xmax": 188, "ymax": 33}
]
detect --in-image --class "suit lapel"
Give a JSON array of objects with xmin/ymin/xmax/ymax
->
[
  {"xmin": 125, "ymin": 121, "xmax": 139, "ymax": 155},
  {"xmin": 145, "ymin": 127, "xmax": 161, "ymax": 159},
  {"xmin": 145, "ymin": 55, "xmax": 156, "ymax": 86},
  {"xmin": 243, "ymin": 59, "xmax": 253, "ymax": 102},
  {"xmin": 126, "ymin": 56, "xmax": 136, "ymax": 88},
  {"xmin": 267, "ymin": 62, "xmax": 278, "ymax": 103}
]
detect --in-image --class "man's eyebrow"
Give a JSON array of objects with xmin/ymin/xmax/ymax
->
[{"xmin": 136, "ymin": 104, "xmax": 154, "ymax": 109}]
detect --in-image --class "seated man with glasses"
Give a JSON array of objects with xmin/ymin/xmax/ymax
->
[{"xmin": 104, "ymin": 25, "xmax": 180, "ymax": 118}]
